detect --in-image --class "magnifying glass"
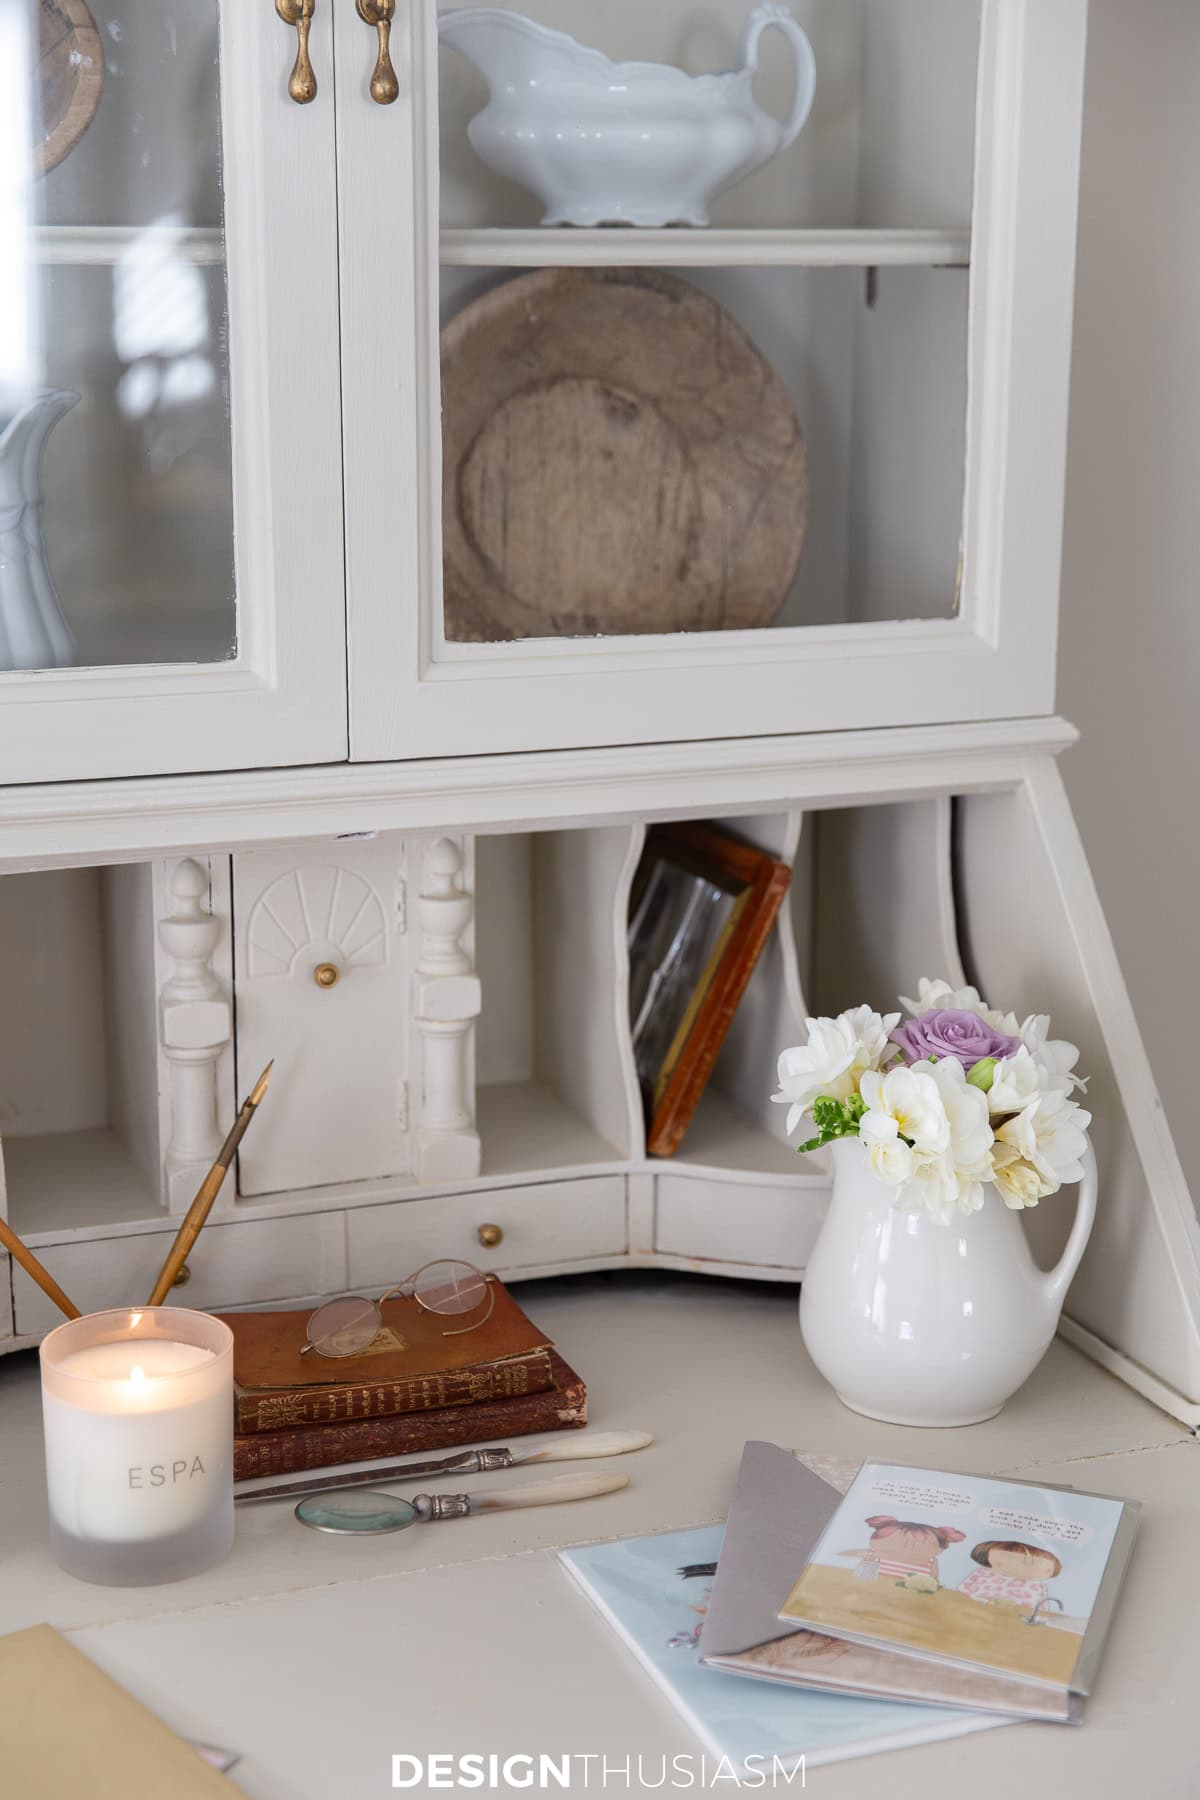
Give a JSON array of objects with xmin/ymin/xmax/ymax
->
[{"xmin": 296, "ymin": 1470, "xmax": 630, "ymax": 1535}]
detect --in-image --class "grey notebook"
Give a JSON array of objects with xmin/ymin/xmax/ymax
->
[{"xmin": 700, "ymin": 1442, "xmax": 1081, "ymax": 1723}]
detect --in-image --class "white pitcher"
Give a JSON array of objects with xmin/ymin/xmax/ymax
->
[
  {"xmin": 799, "ymin": 1138, "xmax": 1098, "ymax": 1426},
  {"xmin": 0, "ymin": 389, "xmax": 78, "ymax": 671},
  {"xmin": 438, "ymin": 4, "xmax": 817, "ymax": 228}
]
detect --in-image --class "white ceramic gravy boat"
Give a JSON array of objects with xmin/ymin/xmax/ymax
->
[{"xmin": 438, "ymin": 3, "xmax": 817, "ymax": 228}]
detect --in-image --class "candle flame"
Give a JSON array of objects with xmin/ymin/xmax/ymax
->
[{"xmin": 130, "ymin": 1364, "xmax": 145, "ymax": 1384}]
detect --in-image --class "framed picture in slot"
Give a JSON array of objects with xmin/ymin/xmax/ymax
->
[{"xmin": 629, "ymin": 822, "xmax": 791, "ymax": 1158}]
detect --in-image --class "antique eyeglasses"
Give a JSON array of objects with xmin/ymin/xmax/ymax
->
[{"xmin": 301, "ymin": 1260, "xmax": 495, "ymax": 1359}]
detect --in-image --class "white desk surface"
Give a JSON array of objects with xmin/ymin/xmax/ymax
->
[{"xmin": 1, "ymin": 1271, "xmax": 1196, "ymax": 1797}]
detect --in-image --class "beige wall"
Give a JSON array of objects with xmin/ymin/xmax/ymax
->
[{"xmin": 1059, "ymin": 0, "xmax": 1200, "ymax": 1202}]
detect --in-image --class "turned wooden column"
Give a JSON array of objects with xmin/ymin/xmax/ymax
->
[
  {"xmin": 157, "ymin": 859, "xmax": 232, "ymax": 1212},
  {"xmin": 413, "ymin": 838, "xmax": 481, "ymax": 1181}
]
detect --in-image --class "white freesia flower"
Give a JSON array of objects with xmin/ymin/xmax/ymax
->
[
  {"xmin": 986, "ymin": 1045, "xmax": 1046, "ymax": 1115},
  {"xmin": 859, "ymin": 1058, "xmax": 993, "ymax": 1221},
  {"xmin": 993, "ymin": 1088, "xmax": 1093, "ymax": 1207},
  {"xmin": 860, "ymin": 1065, "xmax": 950, "ymax": 1159},
  {"xmin": 920, "ymin": 1056, "xmax": 995, "ymax": 1173},
  {"xmin": 991, "ymin": 1145, "xmax": 1055, "ymax": 1210},
  {"xmin": 865, "ymin": 1136, "xmax": 917, "ymax": 1185},
  {"xmin": 1016, "ymin": 1014, "xmax": 1087, "ymax": 1094},
  {"xmin": 905, "ymin": 1149, "xmax": 982, "ymax": 1224},
  {"xmin": 906, "ymin": 1057, "xmax": 994, "ymax": 1219},
  {"xmin": 773, "ymin": 1006, "xmax": 900, "ymax": 1136}
]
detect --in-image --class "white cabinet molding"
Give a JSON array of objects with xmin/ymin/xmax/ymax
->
[{"xmin": 0, "ymin": 718, "xmax": 1078, "ymax": 871}]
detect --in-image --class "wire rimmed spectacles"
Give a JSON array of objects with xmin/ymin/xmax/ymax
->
[{"xmin": 300, "ymin": 1259, "xmax": 496, "ymax": 1359}]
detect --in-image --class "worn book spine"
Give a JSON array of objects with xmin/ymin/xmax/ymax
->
[
  {"xmin": 235, "ymin": 1346, "xmax": 555, "ymax": 1433},
  {"xmin": 233, "ymin": 1352, "xmax": 587, "ymax": 1481}
]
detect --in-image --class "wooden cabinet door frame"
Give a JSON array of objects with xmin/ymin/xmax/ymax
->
[
  {"xmin": 341, "ymin": 0, "xmax": 1087, "ymax": 762},
  {"xmin": 0, "ymin": 4, "xmax": 348, "ymax": 785}
]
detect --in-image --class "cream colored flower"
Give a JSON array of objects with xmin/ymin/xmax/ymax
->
[
  {"xmin": 1017, "ymin": 1014, "xmax": 1087, "ymax": 1093},
  {"xmin": 986, "ymin": 1045, "xmax": 1045, "ymax": 1115},
  {"xmin": 991, "ymin": 1144, "xmax": 1056, "ymax": 1210},
  {"xmin": 774, "ymin": 1006, "xmax": 900, "ymax": 1136},
  {"xmin": 860, "ymin": 1065, "xmax": 950, "ymax": 1158},
  {"xmin": 865, "ymin": 1135, "xmax": 917, "ymax": 1186},
  {"xmin": 861, "ymin": 1057, "xmax": 993, "ymax": 1220},
  {"xmin": 920, "ymin": 1056, "xmax": 994, "ymax": 1171},
  {"xmin": 903, "ymin": 1147, "xmax": 984, "ymax": 1223},
  {"xmin": 994, "ymin": 1088, "xmax": 1092, "ymax": 1202}
]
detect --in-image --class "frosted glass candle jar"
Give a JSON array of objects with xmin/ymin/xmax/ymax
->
[{"xmin": 40, "ymin": 1308, "xmax": 234, "ymax": 1586}]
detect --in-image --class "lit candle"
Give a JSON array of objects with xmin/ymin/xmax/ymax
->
[{"xmin": 40, "ymin": 1308, "xmax": 234, "ymax": 1586}]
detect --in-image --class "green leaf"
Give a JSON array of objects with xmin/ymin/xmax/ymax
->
[
  {"xmin": 967, "ymin": 1057, "xmax": 997, "ymax": 1094},
  {"xmin": 796, "ymin": 1091, "xmax": 867, "ymax": 1155}
]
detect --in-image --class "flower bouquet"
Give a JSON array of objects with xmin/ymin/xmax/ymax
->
[{"xmin": 774, "ymin": 979, "xmax": 1092, "ymax": 1225}]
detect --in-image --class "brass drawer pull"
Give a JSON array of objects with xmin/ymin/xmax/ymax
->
[
  {"xmin": 276, "ymin": 0, "xmax": 318, "ymax": 105},
  {"xmin": 357, "ymin": 0, "xmax": 399, "ymax": 104},
  {"xmin": 477, "ymin": 1223, "xmax": 503, "ymax": 1249},
  {"xmin": 172, "ymin": 1263, "xmax": 192, "ymax": 1288},
  {"xmin": 313, "ymin": 962, "xmax": 341, "ymax": 989}
]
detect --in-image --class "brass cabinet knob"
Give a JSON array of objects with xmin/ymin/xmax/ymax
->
[
  {"xmin": 477, "ymin": 1223, "xmax": 503, "ymax": 1249},
  {"xmin": 356, "ymin": 0, "xmax": 399, "ymax": 104},
  {"xmin": 172, "ymin": 1263, "xmax": 191, "ymax": 1288},
  {"xmin": 276, "ymin": 0, "xmax": 318, "ymax": 104},
  {"xmin": 313, "ymin": 962, "xmax": 340, "ymax": 989}
]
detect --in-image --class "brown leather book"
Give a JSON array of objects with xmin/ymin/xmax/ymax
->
[
  {"xmin": 216, "ymin": 1279, "xmax": 550, "ymax": 1388},
  {"xmin": 233, "ymin": 1349, "xmax": 586, "ymax": 1481},
  {"xmin": 232, "ymin": 1345, "xmax": 556, "ymax": 1432}
]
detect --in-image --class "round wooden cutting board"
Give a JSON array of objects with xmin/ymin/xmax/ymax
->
[
  {"xmin": 35, "ymin": 0, "xmax": 105, "ymax": 177},
  {"xmin": 441, "ymin": 269, "xmax": 808, "ymax": 641}
]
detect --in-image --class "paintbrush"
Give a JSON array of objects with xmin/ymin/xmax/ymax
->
[
  {"xmin": 146, "ymin": 1062, "xmax": 273, "ymax": 1305},
  {"xmin": 0, "ymin": 1216, "xmax": 81, "ymax": 1321}
]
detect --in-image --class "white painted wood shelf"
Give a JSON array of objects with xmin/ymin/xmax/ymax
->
[
  {"xmin": 438, "ymin": 226, "xmax": 972, "ymax": 268},
  {"xmin": 29, "ymin": 225, "xmax": 225, "ymax": 266},
  {"xmin": 29, "ymin": 224, "xmax": 971, "ymax": 272}
]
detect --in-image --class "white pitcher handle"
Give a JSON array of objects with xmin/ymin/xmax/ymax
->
[
  {"xmin": 740, "ymin": 4, "xmax": 817, "ymax": 152},
  {"xmin": 1043, "ymin": 1142, "xmax": 1098, "ymax": 1311}
]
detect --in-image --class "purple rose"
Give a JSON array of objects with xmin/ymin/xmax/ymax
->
[{"xmin": 889, "ymin": 1008, "xmax": 1022, "ymax": 1071}]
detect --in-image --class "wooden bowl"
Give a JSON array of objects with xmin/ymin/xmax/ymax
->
[
  {"xmin": 441, "ymin": 268, "xmax": 808, "ymax": 642},
  {"xmin": 35, "ymin": 0, "xmax": 105, "ymax": 176}
]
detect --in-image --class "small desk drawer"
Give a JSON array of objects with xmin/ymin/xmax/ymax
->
[
  {"xmin": 347, "ymin": 1177, "xmax": 627, "ymax": 1282},
  {"xmin": 655, "ymin": 1174, "xmax": 821, "ymax": 1272},
  {"xmin": 13, "ymin": 1212, "xmax": 345, "ymax": 1337}
]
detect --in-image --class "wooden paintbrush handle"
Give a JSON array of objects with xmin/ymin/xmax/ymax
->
[
  {"xmin": 145, "ymin": 1165, "xmax": 229, "ymax": 1305},
  {"xmin": 145, "ymin": 1066, "xmax": 271, "ymax": 1306},
  {"xmin": 0, "ymin": 1216, "xmax": 80, "ymax": 1320}
]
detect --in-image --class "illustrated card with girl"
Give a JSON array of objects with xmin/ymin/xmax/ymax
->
[{"xmin": 778, "ymin": 1462, "xmax": 1138, "ymax": 1696}]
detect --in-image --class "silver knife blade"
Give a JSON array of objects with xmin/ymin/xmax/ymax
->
[{"xmin": 234, "ymin": 1444, "xmax": 514, "ymax": 1506}]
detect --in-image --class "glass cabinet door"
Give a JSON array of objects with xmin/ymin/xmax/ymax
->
[
  {"xmin": 1, "ymin": 2, "xmax": 347, "ymax": 782},
  {"xmin": 339, "ymin": 0, "xmax": 1087, "ymax": 761}
]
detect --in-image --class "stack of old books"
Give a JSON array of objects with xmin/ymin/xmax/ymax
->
[{"xmin": 217, "ymin": 1282, "xmax": 583, "ymax": 1482}]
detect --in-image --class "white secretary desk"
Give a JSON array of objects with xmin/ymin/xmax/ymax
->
[{"xmin": 2, "ymin": 0, "xmax": 1198, "ymax": 1430}]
